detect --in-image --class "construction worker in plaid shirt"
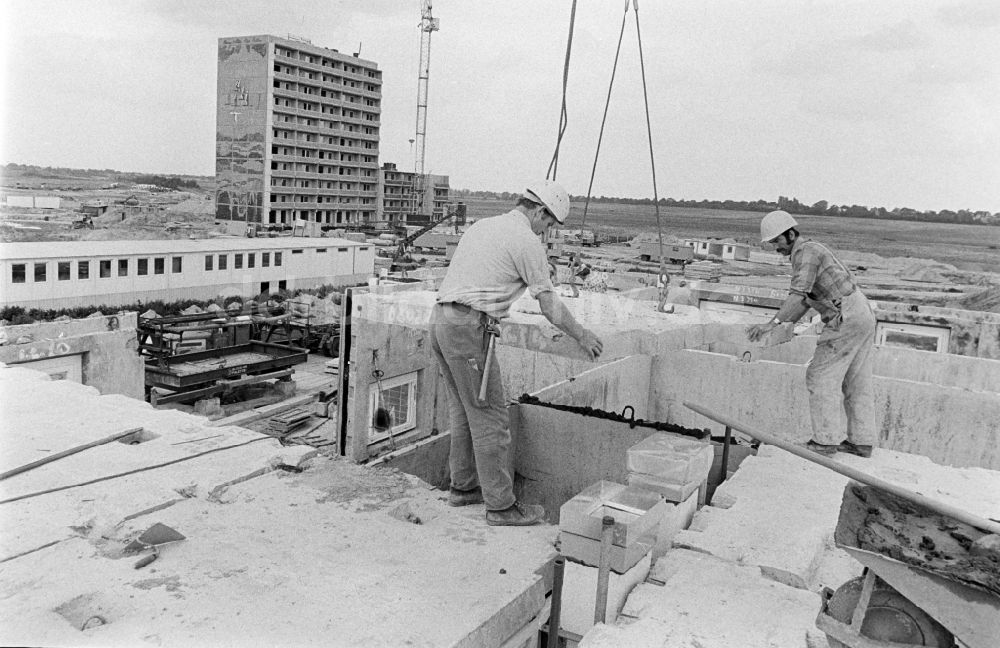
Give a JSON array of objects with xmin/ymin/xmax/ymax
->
[{"xmin": 747, "ymin": 210, "xmax": 876, "ymax": 458}]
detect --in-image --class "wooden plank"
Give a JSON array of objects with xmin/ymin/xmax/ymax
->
[{"xmin": 0, "ymin": 428, "xmax": 143, "ymax": 481}]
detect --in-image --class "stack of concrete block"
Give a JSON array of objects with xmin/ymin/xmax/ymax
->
[
  {"xmin": 626, "ymin": 433, "xmax": 715, "ymax": 506},
  {"xmin": 558, "ymin": 481, "xmax": 667, "ymax": 636}
]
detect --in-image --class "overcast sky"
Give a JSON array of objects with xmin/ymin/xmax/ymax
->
[{"xmin": 2, "ymin": 0, "xmax": 998, "ymax": 212}]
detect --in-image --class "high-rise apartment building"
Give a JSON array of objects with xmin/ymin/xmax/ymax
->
[
  {"xmin": 216, "ymin": 35, "xmax": 381, "ymax": 232},
  {"xmin": 376, "ymin": 163, "xmax": 451, "ymax": 226}
]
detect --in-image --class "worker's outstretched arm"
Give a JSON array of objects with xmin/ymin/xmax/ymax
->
[
  {"xmin": 537, "ymin": 291, "xmax": 603, "ymax": 361},
  {"xmin": 746, "ymin": 294, "xmax": 810, "ymax": 342}
]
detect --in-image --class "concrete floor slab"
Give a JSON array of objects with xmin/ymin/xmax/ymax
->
[
  {"xmin": 0, "ymin": 457, "xmax": 558, "ymax": 647},
  {"xmin": 0, "ymin": 364, "xmax": 559, "ymax": 648},
  {"xmin": 579, "ymin": 549, "xmax": 820, "ymax": 648}
]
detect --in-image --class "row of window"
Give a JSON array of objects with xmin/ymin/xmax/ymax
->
[
  {"xmin": 11, "ymin": 257, "xmax": 181, "ymax": 283},
  {"xmin": 8, "ymin": 250, "xmax": 323, "ymax": 284}
]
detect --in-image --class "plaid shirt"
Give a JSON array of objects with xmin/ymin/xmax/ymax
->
[{"xmin": 789, "ymin": 238, "xmax": 857, "ymax": 321}]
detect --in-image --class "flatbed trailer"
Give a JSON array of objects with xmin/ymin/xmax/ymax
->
[{"xmin": 144, "ymin": 341, "xmax": 308, "ymax": 406}]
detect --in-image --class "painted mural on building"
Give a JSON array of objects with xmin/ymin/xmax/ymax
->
[{"xmin": 216, "ymin": 37, "xmax": 268, "ymax": 224}]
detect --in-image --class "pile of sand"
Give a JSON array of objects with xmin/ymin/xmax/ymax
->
[
  {"xmin": 896, "ymin": 258, "xmax": 958, "ymax": 283},
  {"xmin": 950, "ymin": 285, "xmax": 1000, "ymax": 313}
]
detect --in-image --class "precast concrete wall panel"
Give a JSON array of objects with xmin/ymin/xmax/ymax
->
[
  {"xmin": 652, "ymin": 348, "xmax": 1000, "ymax": 470},
  {"xmin": 526, "ymin": 355, "xmax": 652, "ymax": 418}
]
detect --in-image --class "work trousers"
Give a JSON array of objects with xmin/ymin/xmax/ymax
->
[
  {"xmin": 430, "ymin": 303, "xmax": 515, "ymax": 511},
  {"xmin": 805, "ymin": 290, "xmax": 877, "ymax": 446}
]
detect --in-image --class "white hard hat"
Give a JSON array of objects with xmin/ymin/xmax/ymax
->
[
  {"xmin": 524, "ymin": 180, "xmax": 570, "ymax": 224},
  {"xmin": 760, "ymin": 210, "xmax": 798, "ymax": 243}
]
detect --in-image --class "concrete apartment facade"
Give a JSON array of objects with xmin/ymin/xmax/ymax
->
[
  {"xmin": 376, "ymin": 162, "xmax": 450, "ymax": 227},
  {"xmin": 215, "ymin": 35, "xmax": 382, "ymax": 232}
]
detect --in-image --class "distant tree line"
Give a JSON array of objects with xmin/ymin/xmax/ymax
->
[
  {"xmin": 2, "ymin": 164, "xmax": 204, "ymax": 189},
  {"xmin": 127, "ymin": 174, "xmax": 200, "ymax": 190},
  {"xmin": 452, "ymin": 189, "xmax": 999, "ymax": 226}
]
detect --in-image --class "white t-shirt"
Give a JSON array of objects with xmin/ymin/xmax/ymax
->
[{"xmin": 437, "ymin": 209, "xmax": 554, "ymax": 317}]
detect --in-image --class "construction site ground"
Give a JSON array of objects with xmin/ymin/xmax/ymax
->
[{"xmin": 3, "ymin": 359, "xmax": 999, "ymax": 647}]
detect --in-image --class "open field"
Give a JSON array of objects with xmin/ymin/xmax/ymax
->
[{"xmin": 462, "ymin": 198, "xmax": 1000, "ymax": 273}]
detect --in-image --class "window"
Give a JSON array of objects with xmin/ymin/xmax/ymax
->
[
  {"xmin": 34, "ymin": 263, "xmax": 47, "ymax": 282},
  {"xmin": 262, "ymin": 252, "xmax": 270, "ymax": 268},
  {"xmin": 368, "ymin": 371, "xmax": 418, "ymax": 442},
  {"xmin": 138, "ymin": 258, "xmax": 148, "ymax": 275},
  {"xmin": 218, "ymin": 254, "xmax": 228, "ymax": 270},
  {"xmin": 875, "ymin": 323, "xmax": 950, "ymax": 354},
  {"xmin": 58, "ymin": 262, "xmax": 71, "ymax": 281},
  {"xmin": 205, "ymin": 255, "xmax": 213, "ymax": 271},
  {"xmin": 338, "ymin": 247, "xmax": 348, "ymax": 252},
  {"xmin": 100, "ymin": 260, "xmax": 112, "ymax": 278},
  {"xmin": 235, "ymin": 253, "xmax": 244, "ymax": 269},
  {"xmin": 118, "ymin": 259, "xmax": 128, "ymax": 277},
  {"xmin": 154, "ymin": 258, "xmax": 165, "ymax": 275},
  {"xmin": 248, "ymin": 253, "xmax": 256, "ymax": 268},
  {"xmin": 275, "ymin": 252, "xmax": 282, "ymax": 266},
  {"xmin": 278, "ymin": 280, "xmax": 287, "ymax": 290},
  {"xmin": 316, "ymin": 248, "xmax": 327, "ymax": 253},
  {"xmin": 172, "ymin": 257, "xmax": 182, "ymax": 273},
  {"xmin": 78, "ymin": 261, "xmax": 89, "ymax": 279},
  {"xmin": 12, "ymin": 264, "xmax": 26, "ymax": 283},
  {"xmin": 292, "ymin": 249, "xmax": 304, "ymax": 255}
]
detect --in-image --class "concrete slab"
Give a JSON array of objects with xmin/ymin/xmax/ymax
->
[
  {"xmin": 674, "ymin": 444, "xmax": 1000, "ymax": 592},
  {"xmin": 626, "ymin": 433, "xmax": 714, "ymax": 485},
  {"xmin": 579, "ymin": 549, "xmax": 821, "ymax": 648},
  {"xmin": 558, "ymin": 480, "xmax": 667, "ymax": 548},
  {"xmin": 559, "ymin": 530, "xmax": 653, "ymax": 574},
  {"xmin": 650, "ymin": 490, "xmax": 699, "ymax": 562},
  {"xmin": 0, "ymin": 362, "xmax": 561, "ymax": 648},
  {"xmin": 627, "ymin": 472, "xmax": 704, "ymax": 504},
  {"xmin": 0, "ymin": 458, "xmax": 558, "ymax": 648},
  {"xmin": 560, "ymin": 552, "xmax": 652, "ymax": 637}
]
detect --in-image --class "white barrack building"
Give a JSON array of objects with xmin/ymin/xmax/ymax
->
[{"xmin": 1, "ymin": 238, "xmax": 374, "ymax": 310}]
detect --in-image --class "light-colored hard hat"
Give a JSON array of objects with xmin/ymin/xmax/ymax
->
[
  {"xmin": 759, "ymin": 210, "xmax": 798, "ymax": 243},
  {"xmin": 524, "ymin": 180, "xmax": 570, "ymax": 224}
]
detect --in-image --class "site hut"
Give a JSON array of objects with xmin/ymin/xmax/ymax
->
[
  {"xmin": 685, "ymin": 237, "xmax": 750, "ymax": 261},
  {"xmin": 0, "ymin": 238, "xmax": 374, "ymax": 311},
  {"xmin": 215, "ymin": 35, "xmax": 382, "ymax": 236}
]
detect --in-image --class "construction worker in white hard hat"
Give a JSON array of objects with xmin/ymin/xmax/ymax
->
[
  {"xmin": 431, "ymin": 180, "xmax": 604, "ymax": 525},
  {"xmin": 746, "ymin": 210, "xmax": 877, "ymax": 458}
]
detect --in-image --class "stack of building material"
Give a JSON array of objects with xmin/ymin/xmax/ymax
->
[
  {"xmin": 626, "ymin": 433, "xmax": 715, "ymax": 506},
  {"xmin": 683, "ymin": 260, "xmax": 721, "ymax": 282},
  {"xmin": 557, "ymin": 481, "xmax": 667, "ymax": 636},
  {"xmin": 267, "ymin": 407, "xmax": 312, "ymax": 434}
]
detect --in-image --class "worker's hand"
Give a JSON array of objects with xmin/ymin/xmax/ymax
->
[
  {"xmin": 577, "ymin": 329, "xmax": 603, "ymax": 361},
  {"xmin": 745, "ymin": 322, "xmax": 774, "ymax": 343}
]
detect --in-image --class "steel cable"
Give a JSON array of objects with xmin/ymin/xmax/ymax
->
[
  {"xmin": 581, "ymin": 1, "xmax": 631, "ymax": 232},
  {"xmin": 633, "ymin": 1, "xmax": 667, "ymax": 278},
  {"xmin": 546, "ymin": 0, "xmax": 578, "ymax": 181}
]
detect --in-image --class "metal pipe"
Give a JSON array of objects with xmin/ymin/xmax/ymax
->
[
  {"xmin": 720, "ymin": 425, "xmax": 732, "ymax": 485},
  {"xmin": 683, "ymin": 400, "xmax": 1000, "ymax": 535},
  {"xmin": 594, "ymin": 515, "xmax": 615, "ymax": 624},
  {"xmin": 547, "ymin": 556, "xmax": 565, "ymax": 648}
]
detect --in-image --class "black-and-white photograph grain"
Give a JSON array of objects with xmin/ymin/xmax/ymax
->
[{"xmin": 1, "ymin": 2, "xmax": 998, "ymax": 647}]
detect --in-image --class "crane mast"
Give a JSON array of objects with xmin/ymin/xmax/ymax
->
[{"xmin": 411, "ymin": 0, "xmax": 439, "ymax": 223}]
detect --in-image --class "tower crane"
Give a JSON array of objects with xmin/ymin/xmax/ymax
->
[{"xmin": 410, "ymin": 1, "xmax": 439, "ymax": 224}]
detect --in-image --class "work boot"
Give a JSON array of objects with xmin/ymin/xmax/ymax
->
[
  {"xmin": 838, "ymin": 441, "xmax": 873, "ymax": 458},
  {"xmin": 448, "ymin": 486, "xmax": 484, "ymax": 507},
  {"xmin": 486, "ymin": 501, "xmax": 545, "ymax": 527},
  {"xmin": 804, "ymin": 440, "xmax": 840, "ymax": 456}
]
